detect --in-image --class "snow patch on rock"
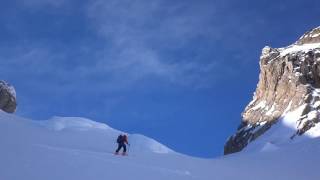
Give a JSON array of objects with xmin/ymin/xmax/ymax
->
[
  {"xmin": 280, "ymin": 43, "xmax": 320, "ymax": 56},
  {"xmin": 0, "ymin": 81, "xmax": 16, "ymax": 99},
  {"xmin": 244, "ymin": 104, "xmax": 319, "ymax": 153}
]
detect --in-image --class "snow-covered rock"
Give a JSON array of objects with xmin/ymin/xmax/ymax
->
[
  {"xmin": 225, "ymin": 26, "xmax": 320, "ymax": 155},
  {"xmin": 296, "ymin": 26, "xmax": 320, "ymax": 45},
  {"xmin": 0, "ymin": 80, "xmax": 17, "ymax": 113}
]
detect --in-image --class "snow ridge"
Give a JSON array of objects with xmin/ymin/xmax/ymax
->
[{"xmin": 279, "ymin": 43, "xmax": 320, "ymax": 56}]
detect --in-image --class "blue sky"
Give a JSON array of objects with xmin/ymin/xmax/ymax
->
[{"xmin": 0, "ymin": 0, "xmax": 319, "ymax": 158}]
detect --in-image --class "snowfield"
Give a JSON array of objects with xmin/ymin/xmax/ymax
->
[{"xmin": 1, "ymin": 111, "xmax": 320, "ymax": 180}]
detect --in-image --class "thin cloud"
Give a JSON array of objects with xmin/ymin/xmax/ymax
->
[
  {"xmin": 1, "ymin": 0, "xmax": 260, "ymax": 92},
  {"xmin": 86, "ymin": 0, "xmax": 220, "ymax": 88}
]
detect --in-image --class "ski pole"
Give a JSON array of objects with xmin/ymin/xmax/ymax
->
[{"xmin": 127, "ymin": 143, "xmax": 130, "ymax": 155}]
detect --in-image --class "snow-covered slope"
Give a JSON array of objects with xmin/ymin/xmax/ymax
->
[
  {"xmin": 1, "ymin": 111, "xmax": 320, "ymax": 180},
  {"xmin": 244, "ymin": 104, "xmax": 320, "ymax": 153}
]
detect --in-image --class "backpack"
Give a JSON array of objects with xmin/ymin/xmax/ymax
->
[
  {"xmin": 123, "ymin": 135, "xmax": 128, "ymax": 143},
  {"xmin": 117, "ymin": 135, "xmax": 123, "ymax": 143}
]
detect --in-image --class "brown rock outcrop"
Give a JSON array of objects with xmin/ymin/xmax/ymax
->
[{"xmin": 224, "ymin": 27, "xmax": 320, "ymax": 155}]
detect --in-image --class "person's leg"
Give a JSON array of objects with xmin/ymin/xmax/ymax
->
[
  {"xmin": 123, "ymin": 144, "xmax": 127, "ymax": 153},
  {"xmin": 121, "ymin": 144, "xmax": 127, "ymax": 155},
  {"xmin": 115, "ymin": 143, "xmax": 122, "ymax": 154}
]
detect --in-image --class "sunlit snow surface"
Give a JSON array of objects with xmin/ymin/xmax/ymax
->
[
  {"xmin": 280, "ymin": 43, "xmax": 320, "ymax": 56},
  {"xmin": 1, "ymin": 111, "xmax": 320, "ymax": 180},
  {"xmin": 245, "ymin": 104, "xmax": 320, "ymax": 154}
]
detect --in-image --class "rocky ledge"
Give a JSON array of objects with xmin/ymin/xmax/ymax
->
[{"xmin": 224, "ymin": 27, "xmax": 320, "ymax": 155}]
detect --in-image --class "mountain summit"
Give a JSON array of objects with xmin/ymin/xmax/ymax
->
[
  {"xmin": 225, "ymin": 26, "xmax": 320, "ymax": 155},
  {"xmin": 296, "ymin": 26, "xmax": 320, "ymax": 45}
]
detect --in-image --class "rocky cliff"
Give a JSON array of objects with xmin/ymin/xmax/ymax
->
[
  {"xmin": 224, "ymin": 27, "xmax": 320, "ymax": 155},
  {"xmin": 0, "ymin": 81, "xmax": 17, "ymax": 113}
]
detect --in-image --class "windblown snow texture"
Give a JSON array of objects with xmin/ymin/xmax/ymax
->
[{"xmin": 1, "ymin": 111, "xmax": 320, "ymax": 180}]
